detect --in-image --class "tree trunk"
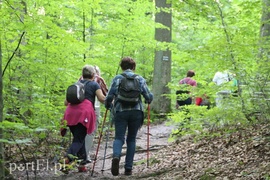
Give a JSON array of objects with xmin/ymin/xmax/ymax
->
[
  {"xmin": 0, "ymin": 39, "xmax": 5, "ymax": 179},
  {"xmin": 257, "ymin": 0, "xmax": 270, "ymax": 115},
  {"xmin": 259, "ymin": 0, "xmax": 270, "ymax": 58},
  {"xmin": 152, "ymin": 0, "xmax": 172, "ymax": 114}
]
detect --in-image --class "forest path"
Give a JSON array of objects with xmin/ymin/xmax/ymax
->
[
  {"xmin": 9, "ymin": 120, "xmax": 270, "ymax": 180},
  {"xmin": 88, "ymin": 121, "xmax": 174, "ymax": 179},
  {"xmin": 20, "ymin": 121, "xmax": 175, "ymax": 180}
]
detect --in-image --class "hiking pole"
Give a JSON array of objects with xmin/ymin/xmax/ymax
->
[
  {"xmin": 147, "ymin": 103, "xmax": 150, "ymax": 168},
  {"xmin": 91, "ymin": 109, "xmax": 108, "ymax": 177},
  {"xmin": 101, "ymin": 126, "xmax": 109, "ymax": 174}
]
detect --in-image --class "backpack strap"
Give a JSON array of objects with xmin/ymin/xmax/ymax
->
[
  {"xmin": 79, "ymin": 79, "xmax": 91, "ymax": 86},
  {"xmin": 121, "ymin": 73, "xmax": 128, "ymax": 78}
]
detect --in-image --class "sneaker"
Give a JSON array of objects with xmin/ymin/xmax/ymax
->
[
  {"xmin": 78, "ymin": 159, "xmax": 89, "ymax": 165},
  {"xmin": 60, "ymin": 160, "xmax": 76, "ymax": 174},
  {"xmin": 111, "ymin": 157, "xmax": 120, "ymax": 176},
  {"xmin": 78, "ymin": 165, "xmax": 87, "ymax": 172},
  {"xmin": 124, "ymin": 169, "xmax": 132, "ymax": 176}
]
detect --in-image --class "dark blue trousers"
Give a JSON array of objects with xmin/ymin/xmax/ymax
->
[{"xmin": 67, "ymin": 123, "xmax": 87, "ymax": 161}]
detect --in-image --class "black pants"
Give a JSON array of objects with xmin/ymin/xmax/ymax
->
[
  {"xmin": 177, "ymin": 97, "xmax": 192, "ymax": 106},
  {"xmin": 67, "ymin": 123, "xmax": 87, "ymax": 161}
]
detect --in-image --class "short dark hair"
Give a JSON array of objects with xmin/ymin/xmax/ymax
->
[
  {"xmin": 120, "ymin": 57, "xmax": 136, "ymax": 71},
  {"xmin": 187, "ymin": 70, "xmax": 195, "ymax": 77}
]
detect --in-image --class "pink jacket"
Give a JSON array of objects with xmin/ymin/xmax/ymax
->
[
  {"xmin": 63, "ymin": 99, "xmax": 96, "ymax": 134},
  {"xmin": 179, "ymin": 77, "xmax": 197, "ymax": 87}
]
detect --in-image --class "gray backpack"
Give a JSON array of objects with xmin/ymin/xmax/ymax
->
[
  {"xmin": 66, "ymin": 81, "xmax": 88, "ymax": 104},
  {"xmin": 117, "ymin": 73, "xmax": 141, "ymax": 106}
]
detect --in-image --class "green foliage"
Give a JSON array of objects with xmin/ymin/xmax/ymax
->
[
  {"xmin": 0, "ymin": 0, "xmax": 156, "ymax": 170},
  {"xmin": 0, "ymin": 0, "xmax": 270, "ymax": 175},
  {"xmin": 167, "ymin": 0, "xmax": 270, "ymax": 142}
]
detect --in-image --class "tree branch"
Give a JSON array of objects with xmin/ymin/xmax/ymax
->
[
  {"xmin": 4, "ymin": 0, "xmax": 25, "ymax": 24},
  {"xmin": 2, "ymin": 31, "xmax": 25, "ymax": 77}
]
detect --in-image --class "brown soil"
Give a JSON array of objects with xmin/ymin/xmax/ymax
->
[{"xmin": 5, "ymin": 122, "xmax": 270, "ymax": 180}]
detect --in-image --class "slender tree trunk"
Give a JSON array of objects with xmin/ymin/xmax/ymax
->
[
  {"xmin": 259, "ymin": 0, "xmax": 270, "ymax": 58},
  {"xmin": 0, "ymin": 39, "xmax": 5, "ymax": 179},
  {"xmin": 83, "ymin": 10, "xmax": 86, "ymax": 61},
  {"xmin": 0, "ymin": 3, "xmax": 5, "ymax": 178},
  {"xmin": 152, "ymin": 0, "xmax": 172, "ymax": 114}
]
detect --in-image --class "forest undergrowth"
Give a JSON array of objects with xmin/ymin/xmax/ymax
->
[
  {"xmin": 141, "ymin": 122, "xmax": 270, "ymax": 180},
  {"xmin": 3, "ymin": 119, "xmax": 270, "ymax": 180}
]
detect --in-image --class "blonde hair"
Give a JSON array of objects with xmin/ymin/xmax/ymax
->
[{"xmin": 94, "ymin": 65, "xmax": 100, "ymax": 76}]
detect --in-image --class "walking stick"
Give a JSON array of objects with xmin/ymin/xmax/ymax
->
[
  {"xmin": 147, "ymin": 103, "xmax": 150, "ymax": 168},
  {"xmin": 91, "ymin": 109, "xmax": 108, "ymax": 176},
  {"xmin": 101, "ymin": 126, "xmax": 109, "ymax": 174}
]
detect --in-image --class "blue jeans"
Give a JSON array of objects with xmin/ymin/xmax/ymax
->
[{"xmin": 113, "ymin": 110, "xmax": 143, "ymax": 170}]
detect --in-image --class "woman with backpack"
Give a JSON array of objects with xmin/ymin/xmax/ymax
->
[
  {"xmin": 61, "ymin": 65, "xmax": 105, "ymax": 172},
  {"xmin": 105, "ymin": 57, "xmax": 153, "ymax": 176}
]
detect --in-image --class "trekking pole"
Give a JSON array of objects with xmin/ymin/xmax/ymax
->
[
  {"xmin": 101, "ymin": 126, "xmax": 109, "ymax": 174},
  {"xmin": 147, "ymin": 103, "xmax": 150, "ymax": 168},
  {"xmin": 91, "ymin": 109, "xmax": 108, "ymax": 177}
]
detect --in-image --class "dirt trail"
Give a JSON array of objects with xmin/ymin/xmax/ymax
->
[
  {"xmin": 89, "ymin": 122, "xmax": 175, "ymax": 179},
  {"xmin": 8, "ymin": 122, "xmax": 270, "ymax": 179},
  {"xmin": 8, "ymin": 122, "xmax": 174, "ymax": 180}
]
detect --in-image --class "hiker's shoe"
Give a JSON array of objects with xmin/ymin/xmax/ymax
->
[
  {"xmin": 78, "ymin": 165, "xmax": 87, "ymax": 172},
  {"xmin": 124, "ymin": 169, "xmax": 132, "ymax": 176},
  {"xmin": 60, "ymin": 160, "xmax": 76, "ymax": 174},
  {"xmin": 81, "ymin": 159, "xmax": 91, "ymax": 164},
  {"xmin": 78, "ymin": 159, "xmax": 88, "ymax": 165},
  {"xmin": 111, "ymin": 157, "xmax": 120, "ymax": 176},
  {"xmin": 86, "ymin": 159, "xmax": 92, "ymax": 164}
]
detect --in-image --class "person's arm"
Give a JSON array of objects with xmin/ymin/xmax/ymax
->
[
  {"xmin": 140, "ymin": 77, "xmax": 153, "ymax": 104},
  {"xmin": 105, "ymin": 76, "xmax": 120, "ymax": 109},
  {"xmin": 96, "ymin": 89, "xmax": 105, "ymax": 103}
]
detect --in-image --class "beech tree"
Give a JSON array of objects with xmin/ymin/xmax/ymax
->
[{"xmin": 152, "ymin": 0, "xmax": 172, "ymax": 114}]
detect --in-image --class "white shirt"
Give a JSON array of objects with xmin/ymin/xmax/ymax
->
[{"xmin": 213, "ymin": 71, "xmax": 230, "ymax": 86}]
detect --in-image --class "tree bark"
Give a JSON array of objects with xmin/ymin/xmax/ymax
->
[
  {"xmin": 0, "ymin": 38, "xmax": 5, "ymax": 180},
  {"xmin": 257, "ymin": 0, "xmax": 270, "ymax": 113},
  {"xmin": 259, "ymin": 0, "xmax": 270, "ymax": 59},
  {"xmin": 152, "ymin": 0, "xmax": 172, "ymax": 114},
  {"xmin": 260, "ymin": 0, "xmax": 270, "ymax": 37}
]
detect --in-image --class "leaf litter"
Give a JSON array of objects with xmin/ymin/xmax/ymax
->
[{"xmin": 5, "ymin": 122, "xmax": 270, "ymax": 180}]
